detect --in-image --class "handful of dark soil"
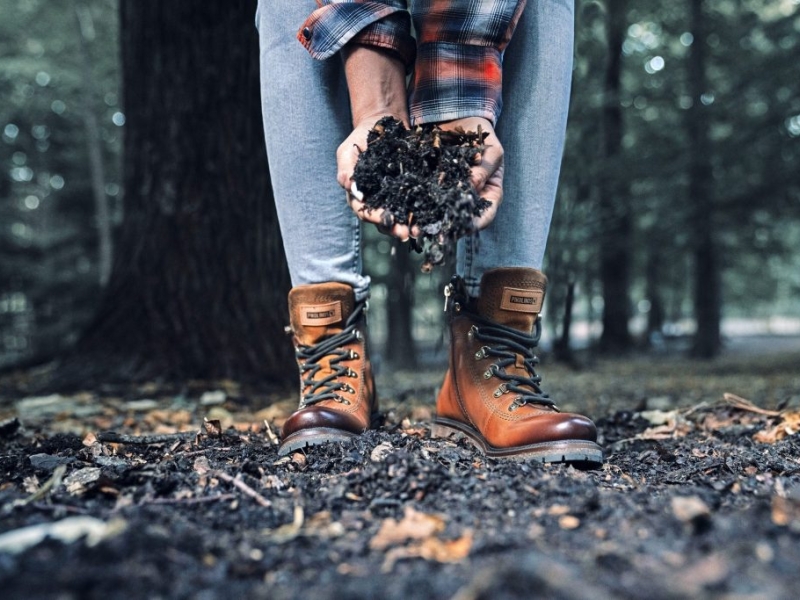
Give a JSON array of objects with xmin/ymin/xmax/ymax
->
[{"xmin": 352, "ymin": 116, "xmax": 490, "ymax": 271}]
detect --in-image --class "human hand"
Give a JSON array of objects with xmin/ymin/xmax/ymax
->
[
  {"xmin": 338, "ymin": 44, "xmax": 412, "ymax": 241},
  {"xmin": 336, "ymin": 115, "xmax": 418, "ymax": 241},
  {"xmin": 438, "ymin": 116, "xmax": 504, "ymax": 231}
]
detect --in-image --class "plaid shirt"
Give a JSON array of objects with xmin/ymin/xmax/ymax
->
[{"xmin": 298, "ymin": 1, "xmax": 527, "ymax": 125}]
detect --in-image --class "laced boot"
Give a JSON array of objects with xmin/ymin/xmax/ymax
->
[
  {"xmin": 279, "ymin": 282, "xmax": 377, "ymax": 456},
  {"xmin": 434, "ymin": 268, "xmax": 603, "ymax": 466}
]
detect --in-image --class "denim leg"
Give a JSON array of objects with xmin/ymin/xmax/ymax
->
[
  {"xmin": 256, "ymin": 1, "xmax": 370, "ymax": 301},
  {"xmin": 456, "ymin": 0, "xmax": 575, "ymax": 296}
]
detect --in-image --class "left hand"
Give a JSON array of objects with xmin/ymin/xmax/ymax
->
[{"xmin": 438, "ymin": 116, "xmax": 504, "ymax": 231}]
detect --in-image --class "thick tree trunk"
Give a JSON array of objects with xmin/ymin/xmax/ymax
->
[
  {"xmin": 58, "ymin": 0, "xmax": 294, "ymax": 386},
  {"xmin": 598, "ymin": 0, "xmax": 633, "ymax": 352},
  {"xmin": 688, "ymin": 0, "xmax": 722, "ymax": 358}
]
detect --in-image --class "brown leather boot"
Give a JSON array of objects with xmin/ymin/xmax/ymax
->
[
  {"xmin": 279, "ymin": 282, "xmax": 377, "ymax": 456},
  {"xmin": 433, "ymin": 268, "xmax": 603, "ymax": 466}
]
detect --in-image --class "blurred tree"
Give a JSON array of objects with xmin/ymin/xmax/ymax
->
[
  {"xmin": 58, "ymin": 0, "xmax": 294, "ymax": 385},
  {"xmin": 687, "ymin": 0, "xmax": 720, "ymax": 357},
  {"xmin": 0, "ymin": 0, "xmax": 120, "ymax": 369},
  {"xmin": 598, "ymin": 0, "xmax": 634, "ymax": 352}
]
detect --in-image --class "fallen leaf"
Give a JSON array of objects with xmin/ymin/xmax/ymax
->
[
  {"xmin": 754, "ymin": 410, "xmax": 800, "ymax": 444},
  {"xmin": 771, "ymin": 485, "xmax": 800, "ymax": 531},
  {"xmin": 558, "ymin": 515, "xmax": 581, "ymax": 530},
  {"xmin": 370, "ymin": 506, "xmax": 446, "ymax": 551},
  {"xmin": 381, "ymin": 530, "xmax": 473, "ymax": 572},
  {"xmin": 370, "ymin": 442, "xmax": 394, "ymax": 462},
  {"xmin": 203, "ymin": 418, "xmax": 223, "ymax": 437},
  {"xmin": 672, "ymin": 496, "xmax": 710, "ymax": 523},
  {"xmin": 0, "ymin": 517, "xmax": 127, "ymax": 555}
]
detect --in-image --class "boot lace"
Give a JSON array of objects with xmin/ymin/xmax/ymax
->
[
  {"xmin": 296, "ymin": 302, "xmax": 365, "ymax": 407},
  {"xmin": 469, "ymin": 314, "xmax": 557, "ymax": 412}
]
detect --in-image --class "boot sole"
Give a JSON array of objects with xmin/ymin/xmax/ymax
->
[
  {"xmin": 278, "ymin": 427, "xmax": 359, "ymax": 456},
  {"xmin": 432, "ymin": 417, "xmax": 604, "ymax": 468},
  {"xmin": 277, "ymin": 413, "xmax": 381, "ymax": 456}
]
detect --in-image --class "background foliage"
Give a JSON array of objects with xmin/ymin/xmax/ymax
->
[{"xmin": 1, "ymin": 0, "xmax": 798, "ymax": 372}]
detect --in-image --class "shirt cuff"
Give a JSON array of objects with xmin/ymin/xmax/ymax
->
[
  {"xmin": 408, "ymin": 42, "xmax": 503, "ymax": 126},
  {"xmin": 298, "ymin": 2, "xmax": 415, "ymax": 68}
]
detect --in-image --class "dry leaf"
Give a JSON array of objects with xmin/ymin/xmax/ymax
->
[
  {"xmin": 671, "ymin": 496, "xmax": 710, "ymax": 523},
  {"xmin": 771, "ymin": 486, "xmax": 800, "ymax": 531},
  {"xmin": 558, "ymin": 515, "xmax": 581, "ymax": 530},
  {"xmin": 203, "ymin": 418, "xmax": 223, "ymax": 437},
  {"xmin": 754, "ymin": 411, "xmax": 800, "ymax": 444},
  {"xmin": 370, "ymin": 442, "xmax": 394, "ymax": 462},
  {"xmin": 381, "ymin": 530, "xmax": 473, "ymax": 572},
  {"xmin": 370, "ymin": 506, "xmax": 446, "ymax": 550}
]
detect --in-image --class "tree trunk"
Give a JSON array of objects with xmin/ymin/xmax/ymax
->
[
  {"xmin": 74, "ymin": 1, "xmax": 113, "ymax": 288},
  {"xmin": 688, "ymin": 0, "xmax": 722, "ymax": 358},
  {"xmin": 598, "ymin": 0, "xmax": 633, "ymax": 352},
  {"xmin": 385, "ymin": 242, "xmax": 416, "ymax": 369},
  {"xmin": 56, "ymin": 0, "xmax": 294, "ymax": 387}
]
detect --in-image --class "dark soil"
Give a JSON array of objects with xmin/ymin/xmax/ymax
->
[
  {"xmin": 1, "ymin": 354, "xmax": 800, "ymax": 599},
  {"xmin": 352, "ymin": 117, "xmax": 489, "ymax": 270}
]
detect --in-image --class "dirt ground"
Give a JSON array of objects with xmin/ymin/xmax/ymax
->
[{"xmin": 1, "ymin": 346, "xmax": 799, "ymax": 599}]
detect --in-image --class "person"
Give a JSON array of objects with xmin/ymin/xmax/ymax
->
[{"xmin": 256, "ymin": 0, "xmax": 602, "ymax": 466}]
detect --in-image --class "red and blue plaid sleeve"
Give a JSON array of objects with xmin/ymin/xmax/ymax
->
[
  {"xmin": 409, "ymin": 0, "xmax": 527, "ymax": 125},
  {"xmin": 298, "ymin": 1, "xmax": 416, "ymax": 68}
]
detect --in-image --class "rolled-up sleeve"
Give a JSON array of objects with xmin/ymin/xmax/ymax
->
[
  {"xmin": 298, "ymin": 1, "xmax": 416, "ymax": 68},
  {"xmin": 409, "ymin": 0, "xmax": 527, "ymax": 125}
]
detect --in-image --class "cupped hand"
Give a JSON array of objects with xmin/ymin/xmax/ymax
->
[
  {"xmin": 336, "ymin": 115, "xmax": 417, "ymax": 240},
  {"xmin": 439, "ymin": 116, "xmax": 504, "ymax": 231}
]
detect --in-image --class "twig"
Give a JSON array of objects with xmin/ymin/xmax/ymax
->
[
  {"xmin": 31, "ymin": 502, "xmax": 89, "ymax": 515},
  {"xmin": 97, "ymin": 431, "xmax": 199, "ymax": 445},
  {"xmin": 213, "ymin": 471, "xmax": 271, "ymax": 507},
  {"xmin": 722, "ymin": 393, "xmax": 782, "ymax": 417},
  {"xmin": 141, "ymin": 493, "xmax": 236, "ymax": 506},
  {"xmin": 174, "ymin": 447, "xmax": 232, "ymax": 458}
]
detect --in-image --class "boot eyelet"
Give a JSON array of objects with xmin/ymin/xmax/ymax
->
[
  {"xmin": 474, "ymin": 346, "xmax": 489, "ymax": 360},
  {"xmin": 467, "ymin": 325, "xmax": 478, "ymax": 340},
  {"xmin": 454, "ymin": 302, "xmax": 462, "ymax": 313},
  {"xmin": 341, "ymin": 398, "xmax": 351, "ymax": 405},
  {"xmin": 348, "ymin": 369, "xmax": 358, "ymax": 378},
  {"xmin": 483, "ymin": 365, "xmax": 496, "ymax": 379},
  {"xmin": 493, "ymin": 384, "xmax": 509, "ymax": 398},
  {"xmin": 349, "ymin": 350, "xmax": 360, "ymax": 360}
]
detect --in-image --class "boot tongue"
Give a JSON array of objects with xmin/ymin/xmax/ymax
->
[
  {"xmin": 475, "ymin": 268, "xmax": 547, "ymax": 334},
  {"xmin": 289, "ymin": 283, "xmax": 355, "ymax": 346}
]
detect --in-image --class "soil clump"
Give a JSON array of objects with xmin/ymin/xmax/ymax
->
[{"xmin": 352, "ymin": 117, "xmax": 490, "ymax": 270}]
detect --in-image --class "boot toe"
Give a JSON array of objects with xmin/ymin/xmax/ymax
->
[{"xmin": 281, "ymin": 405, "xmax": 365, "ymax": 438}]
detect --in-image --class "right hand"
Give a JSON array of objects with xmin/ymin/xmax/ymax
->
[{"xmin": 336, "ymin": 115, "xmax": 417, "ymax": 241}]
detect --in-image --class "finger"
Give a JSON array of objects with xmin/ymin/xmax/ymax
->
[{"xmin": 470, "ymin": 145, "xmax": 503, "ymax": 192}]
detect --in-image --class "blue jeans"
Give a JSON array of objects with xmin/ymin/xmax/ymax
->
[{"xmin": 256, "ymin": 1, "xmax": 574, "ymax": 300}]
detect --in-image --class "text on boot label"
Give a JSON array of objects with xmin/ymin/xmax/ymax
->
[{"xmin": 300, "ymin": 301, "xmax": 343, "ymax": 326}]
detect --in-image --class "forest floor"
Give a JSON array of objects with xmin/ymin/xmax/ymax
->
[{"xmin": 1, "ymin": 341, "xmax": 799, "ymax": 599}]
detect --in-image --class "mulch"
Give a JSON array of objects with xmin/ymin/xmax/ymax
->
[{"xmin": 1, "ymin": 355, "xmax": 799, "ymax": 599}]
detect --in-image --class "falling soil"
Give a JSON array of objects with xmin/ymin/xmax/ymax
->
[
  {"xmin": 1, "ymin": 353, "xmax": 800, "ymax": 599},
  {"xmin": 352, "ymin": 117, "xmax": 490, "ymax": 271}
]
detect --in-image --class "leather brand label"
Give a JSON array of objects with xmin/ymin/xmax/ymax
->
[
  {"xmin": 300, "ymin": 301, "xmax": 342, "ymax": 326},
  {"xmin": 500, "ymin": 287, "xmax": 544, "ymax": 313}
]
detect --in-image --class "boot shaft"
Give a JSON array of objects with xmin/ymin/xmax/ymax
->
[{"xmin": 445, "ymin": 268, "xmax": 547, "ymax": 335}]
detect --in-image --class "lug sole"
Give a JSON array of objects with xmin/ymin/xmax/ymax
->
[
  {"xmin": 278, "ymin": 427, "xmax": 358, "ymax": 456},
  {"xmin": 432, "ymin": 417, "xmax": 604, "ymax": 468}
]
